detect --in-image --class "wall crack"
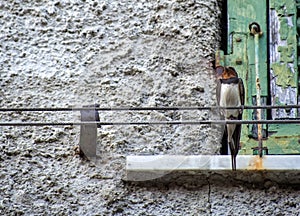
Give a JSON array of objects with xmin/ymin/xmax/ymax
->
[{"xmin": 207, "ymin": 176, "xmax": 212, "ymax": 215}]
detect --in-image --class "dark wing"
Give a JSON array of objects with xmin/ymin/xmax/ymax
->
[
  {"xmin": 216, "ymin": 79, "xmax": 222, "ymax": 107},
  {"xmin": 232, "ymin": 78, "xmax": 245, "ymax": 158},
  {"xmin": 232, "ymin": 124, "xmax": 241, "ymax": 158},
  {"xmin": 238, "ymin": 78, "xmax": 245, "ymax": 108},
  {"xmin": 238, "ymin": 78, "xmax": 245, "ymax": 120},
  {"xmin": 220, "ymin": 126, "xmax": 229, "ymax": 155}
]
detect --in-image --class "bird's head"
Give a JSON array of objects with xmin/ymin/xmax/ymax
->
[{"xmin": 215, "ymin": 66, "xmax": 238, "ymax": 80}]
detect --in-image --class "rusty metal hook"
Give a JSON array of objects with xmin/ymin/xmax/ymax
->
[{"xmin": 249, "ymin": 22, "xmax": 263, "ymax": 36}]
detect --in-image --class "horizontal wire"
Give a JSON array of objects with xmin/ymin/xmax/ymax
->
[
  {"xmin": 0, "ymin": 104, "xmax": 300, "ymax": 112},
  {"xmin": 0, "ymin": 119, "xmax": 300, "ymax": 126},
  {"xmin": 0, "ymin": 108, "xmax": 74, "ymax": 112}
]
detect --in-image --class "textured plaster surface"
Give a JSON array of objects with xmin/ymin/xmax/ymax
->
[{"xmin": 0, "ymin": 0, "xmax": 300, "ymax": 215}]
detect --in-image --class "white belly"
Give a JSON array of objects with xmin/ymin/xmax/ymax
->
[{"xmin": 219, "ymin": 83, "xmax": 241, "ymax": 119}]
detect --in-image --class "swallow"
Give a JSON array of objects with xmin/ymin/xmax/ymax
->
[{"xmin": 216, "ymin": 66, "xmax": 245, "ymax": 170}]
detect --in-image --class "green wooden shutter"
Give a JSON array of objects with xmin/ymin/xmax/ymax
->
[
  {"xmin": 216, "ymin": 0, "xmax": 300, "ymax": 155},
  {"xmin": 268, "ymin": 0, "xmax": 300, "ymax": 154}
]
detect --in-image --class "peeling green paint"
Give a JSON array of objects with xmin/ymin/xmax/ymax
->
[
  {"xmin": 270, "ymin": 0, "xmax": 296, "ymax": 15},
  {"xmin": 287, "ymin": 29, "xmax": 297, "ymax": 45},
  {"xmin": 279, "ymin": 17, "xmax": 297, "ymax": 45},
  {"xmin": 268, "ymin": 0, "xmax": 299, "ymax": 155},
  {"xmin": 240, "ymin": 124, "xmax": 300, "ymax": 155},
  {"xmin": 277, "ymin": 46, "xmax": 294, "ymax": 63},
  {"xmin": 279, "ymin": 18, "xmax": 289, "ymax": 40},
  {"xmin": 271, "ymin": 0, "xmax": 298, "ymax": 96},
  {"xmin": 271, "ymin": 63, "xmax": 297, "ymax": 87}
]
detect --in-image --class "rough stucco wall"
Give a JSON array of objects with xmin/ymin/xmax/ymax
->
[{"xmin": 0, "ymin": 0, "xmax": 300, "ymax": 215}]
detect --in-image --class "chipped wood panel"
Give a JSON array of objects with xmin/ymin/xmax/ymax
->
[{"xmin": 269, "ymin": 0, "xmax": 299, "ymax": 119}]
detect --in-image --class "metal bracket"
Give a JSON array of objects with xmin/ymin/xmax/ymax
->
[
  {"xmin": 79, "ymin": 104, "xmax": 100, "ymax": 160},
  {"xmin": 249, "ymin": 22, "xmax": 263, "ymax": 36},
  {"xmin": 250, "ymin": 21, "xmax": 265, "ymax": 157}
]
